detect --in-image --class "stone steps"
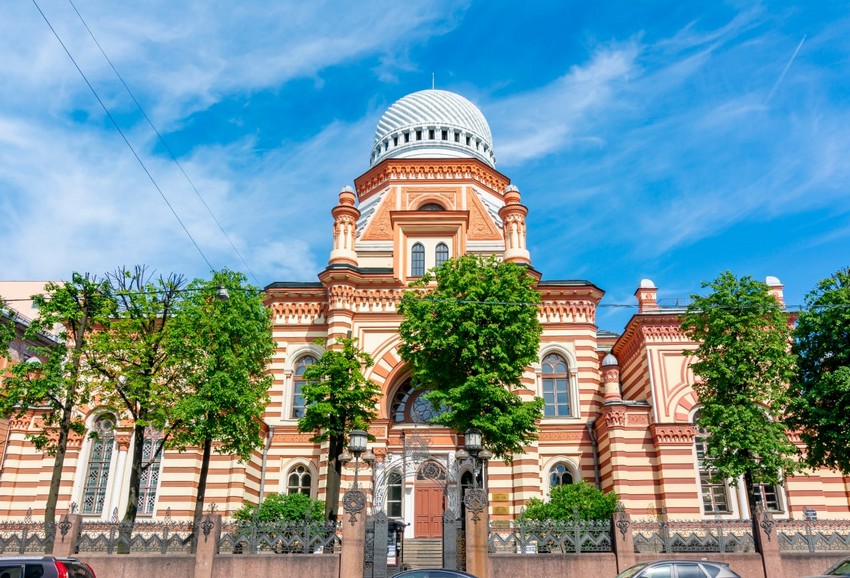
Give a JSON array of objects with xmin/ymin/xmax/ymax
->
[{"xmin": 401, "ymin": 537, "xmax": 443, "ymax": 569}]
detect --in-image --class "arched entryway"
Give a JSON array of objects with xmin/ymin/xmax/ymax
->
[{"xmin": 414, "ymin": 460, "xmax": 446, "ymax": 538}]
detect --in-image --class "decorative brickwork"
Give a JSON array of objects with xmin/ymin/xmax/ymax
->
[{"xmin": 650, "ymin": 424, "xmax": 696, "ymax": 445}]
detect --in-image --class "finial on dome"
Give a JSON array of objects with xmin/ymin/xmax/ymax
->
[
  {"xmin": 504, "ymin": 184, "xmax": 521, "ymax": 204},
  {"xmin": 338, "ymin": 186, "xmax": 356, "ymax": 206}
]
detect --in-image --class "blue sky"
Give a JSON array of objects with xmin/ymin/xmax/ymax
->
[{"xmin": 1, "ymin": 1, "xmax": 848, "ymax": 332}]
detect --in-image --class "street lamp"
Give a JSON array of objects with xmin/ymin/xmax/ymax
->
[
  {"xmin": 341, "ymin": 429, "xmax": 374, "ymax": 524},
  {"xmin": 459, "ymin": 428, "xmax": 491, "ymax": 523}
]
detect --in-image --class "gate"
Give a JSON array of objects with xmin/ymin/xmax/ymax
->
[{"xmin": 363, "ymin": 512, "xmax": 388, "ymax": 578}]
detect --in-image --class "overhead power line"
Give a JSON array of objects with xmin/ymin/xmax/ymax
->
[
  {"xmin": 31, "ymin": 0, "xmax": 214, "ymax": 271},
  {"xmin": 66, "ymin": 0, "xmax": 261, "ymax": 286}
]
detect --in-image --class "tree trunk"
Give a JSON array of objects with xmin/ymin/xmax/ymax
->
[
  {"xmin": 192, "ymin": 434, "xmax": 213, "ymax": 551},
  {"xmin": 324, "ymin": 434, "xmax": 344, "ymax": 522},
  {"xmin": 743, "ymin": 471, "xmax": 759, "ymax": 517},
  {"xmin": 43, "ymin": 403, "xmax": 72, "ymax": 554},
  {"xmin": 118, "ymin": 423, "xmax": 146, "ymax": 554}
]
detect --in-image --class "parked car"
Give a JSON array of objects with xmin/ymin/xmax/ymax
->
[
  {"xmin": 392, "ymin": 570, "xmax": 478, "ymax": 578},
  {"xmin": 802, "ymin": 557, "xmax": 850, "ymax": 577},
  {"xmin": 0, "ymin": 557, "xmax": 96, "ymax": 578},
  {"xmin": 615, "ymin": 560, "xmax": 741, "ymax": 578}
]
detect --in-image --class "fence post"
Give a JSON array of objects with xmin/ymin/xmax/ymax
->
[
  {"xmin": 193, "ymin": 513, "xmax": 221, "ymax": 578},
  {"xmin": 753, "ymin": 509, "xmax": 784, "ymax": 578},
  {"xmin": 464, "ymin": 488, "xmax": 490, "ymax": 578},
  {"xmin": 340, "ymin": 489, "xmax": 368, "ymax": 578},
  {"xmin": 612, "ymin": 511, "xmax": 635, "ymax": 573},
  {"xmin": 373, "ymin": 512, "xmax": 388, "ymax": 578},
  {"xmin": 52, "ymin": 514, "xmax": 82, "ymax": 558}
]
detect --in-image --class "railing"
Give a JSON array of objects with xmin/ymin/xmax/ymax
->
[
  {"xmin": 778, "ymin": 518, "xmax": 850, "ymax": 552},
  {"xmin": 632, "ymin": 518, "xmax": 755, "ymax": 553},
  {"xmin": 489, "ymin": 519, "xmax": 612, "ymax": 554},
  {"xmin": 0, "ymin": 509, "xmax": 53, "ymax": 554},
  {"xmin": 217, "ymin": 519, "xmax": 341, "ymax": 555},
  {"xmin": 76, "ymin": 507, "xmax": 195, "ymax": 554}
]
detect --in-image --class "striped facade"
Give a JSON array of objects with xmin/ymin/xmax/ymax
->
[{"xmin": 2, "ymin": 89, "xmax": 850, "ymax": 534}]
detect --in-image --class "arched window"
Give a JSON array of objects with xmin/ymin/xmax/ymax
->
[
  {"xmin": 82, "ymin": 414, "xmax": 116, "ymax": 515},
  {"xmin": 287, "ymin": 464, "xmax": 312, "ymax": 495},
  {"xmin": 411, "ymin": 243, "xmax": 425, "ymax": 277},
  {"xmin": 542, "ymin": 353, "xmax": 571, "ymax": 417},
  {"xmin": 292, "ymin": 355, "xmax": 316, "ymax": 419},
  {"xmin": 391, "ymin": 379, "xmax": 445, "ymax": 424},
  {"xmin": 549, "ymin": 463, "xmax": 575, "ymax": 490},
  {"xmin": 694, "ymin": 411, "xmax": 730, "ymax": 514},
  {"xmin": 435, "ymin": 243, "xmax": 449, "ymax": 267},
  {"xmin": 138, "ymin": 427, "xmax": 163, "ymax": 516},
  {"xmin": 419, "ymin": 203, "xmax": 445, "ymax": 211},
  {"xmin": 386, "ymin": 471, "xmax": 403, "ymax": 518}
]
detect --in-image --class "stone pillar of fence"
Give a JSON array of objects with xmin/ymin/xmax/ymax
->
[
  {"xmin": 52, "ymin": 514, "xmax": 82, "ymax": 558},
  {"xmin": 193, "ymin": 513, "xmax": 221, "ymax": 578},
  {"xmin": 753, "ymin": 509, "xmax": 784, "ymax": 578},
  {"xmin": 340, "ymin": 489, "xmax": 368, "ymax": 578},
  {"xmin": 464, "ymin": 489, "xmax": 490, "ymax": 578},
  {"xmin": 612, "ymin": 511, "xmax": 636, "ymax": 573}
]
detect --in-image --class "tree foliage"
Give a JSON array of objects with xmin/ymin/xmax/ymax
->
[
  {"xmin": 788, "ymin": 267, "xmax": 850, "ymax": 473},
  {"xmin": 86, "ymin": 266, "xmax": 187, "ymax": 531},
  {"xmin": 521, "ymin": 482, "xmax": 619, "ymax": 521},
  {"xmin": 0, "ymin": 297, "xmax": 14, "ymax": 355},
  {"xmin": 681, "ymin": 271, "xmax": 799, "ymax": 512},
  {"xmin": 0, "ymin": 274, "xmax": 114, "ymax": 538},
  {"xmin": 234, "ymin": 493, "xmax": 325, "ymax": 522},
  {"xmin": 398, "ymin": 255, "xmax": 543, "ymax": 459},
  {"xmin": 297, "ymin": 337, "xmax": 382, "ymax": 521},
  {"xmin": 166, "ymin": 269, "xmax": 275, "ymax": 530}
]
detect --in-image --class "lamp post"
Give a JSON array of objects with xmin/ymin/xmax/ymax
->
[
  {"xmin": 339, "ymin": 429, "xmax": 376, "ymax": 524},
  {"xmin": 456, "ymin": 428, "xmax": 492, "ymax": 520},
  {"xmin": 458, "ymin": 428, "xmax": 491, "ymax": 578},
  {"xmin": 339, "ymin": 429, "xmax": 375, "ymax": 578}
]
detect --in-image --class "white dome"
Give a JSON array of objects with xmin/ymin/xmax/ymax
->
[{"xmin": 371, "ymin": 89, "xmax": 495, "ymax": 168}]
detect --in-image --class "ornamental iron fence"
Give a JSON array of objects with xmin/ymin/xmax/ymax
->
[
  {"xmin": 76, "ymin": 506, "xmax": 195, "ymax": 554},
  {"xmin": 777, "ymin": 518, "xmax": 850, "ymax": 553},
  {"xmin": 632, "ymin": 518, "xmax": 755, "ymax": 554},
  {"xmin": 217, "ymin": 518, "xmax": 341, "ymax": 555},
  {"xmin": 0, "ymin": 508, "xmax": 53, "ymax": 554},
  {"xmin": 489, "ymin": 519, "xmax": 613, "ymax": 554}
]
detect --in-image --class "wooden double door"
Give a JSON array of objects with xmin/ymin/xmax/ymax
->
[{"xmin": 414, "ymin": 480, "xmax": 443, "ymax": 538}]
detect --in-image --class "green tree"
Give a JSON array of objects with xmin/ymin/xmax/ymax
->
[
  {"xmin": 0, "ymin": 297, "xmax": 14, "ymax": 354},
  {"xmin": 398, "ymin": 255, "xmax": 544, "ymax": 459},
  {"xmin": 0, "ymin": 274, "xmax": 113, "ymax": 547},
  {"xmin": 166, "ymin": 270, "xmax": 275, "ymax": 534},
  {"xmin": 86, "ymin": 266, "xmax": 187, "ymax": 537},
  {"xmin": 296, "ymin": 337, "xmax": 381, "ymax": 522},
  {"xmin": 234, "ymin": 493, "xmax": 324, "ymax": 522},
  {"xmin": 521, "ymin": 482, "xmax": 619, "ymax": 521},
  {"xmin": 681, "ymin": 271, "xmax": 799, "ymax": 515},
  {"xmin": 788, "ymin": 267, "xmax": 850, "ymax": 473}
]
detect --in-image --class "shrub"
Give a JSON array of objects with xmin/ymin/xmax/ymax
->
[
  {"xmin": 521, "ymin": 482, "xmax": 619, "ymax": 521},
  {"xmin": 234, "ymin": 492, "xmax": 325, "ymax": 522}
]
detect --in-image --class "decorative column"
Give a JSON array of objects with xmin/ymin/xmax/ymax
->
[
  {"xmin": 498, "ymin": 185, "xmax": 531, "ymax": 265},
  {"xmin": 106, "ymin": 434, "xmax": 131, "ymax": 518},
  {"xmin": 329, "ymin": 186, "xmax": 360, "ymax": 266}
]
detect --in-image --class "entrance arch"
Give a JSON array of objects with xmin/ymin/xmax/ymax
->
[{"xmin": 414, "ymin": 460, "xmax": 446, "ymax": 538}]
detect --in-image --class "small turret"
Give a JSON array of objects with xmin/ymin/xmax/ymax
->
[
  {"xmin": 328, "ymin": 186, "xmax": 360, "ymax": 266},
  {"xmin": 498, "ymin": 185, "xmax": 531, "ymax": 265},
  {"xmin": 635, "ymin": 279, "xmax": 658, "ymax": 312}
]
